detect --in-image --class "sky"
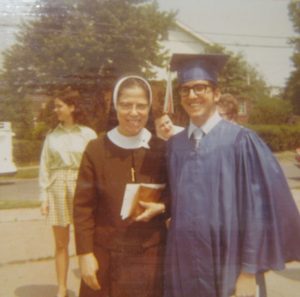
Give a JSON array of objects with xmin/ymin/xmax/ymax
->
[
  {"xmin": 156, "ymin": 0, "xmax": 296, "ymax": 88},
  {"xmin": 0, "ymin": 0, "xmax": 296, "ymax": 88}
]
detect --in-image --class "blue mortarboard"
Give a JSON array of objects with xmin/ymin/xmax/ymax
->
[{"xmin": 170, "ymin": 53, "xmax": 229, "ymax": 84}]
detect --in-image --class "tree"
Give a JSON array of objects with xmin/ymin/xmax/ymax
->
[
  {"xmin": 248, "ymin": 96, "xmax": 293, "ymax": 125},
  {"xmin": 285, "ymin": 2, "xmax": 300, "ymax": 114},
  {"xmin": 1, "ymin": 0, "xmax": 174, "ymax": 91},
  {"xmin": 0, "ymin": 0, "xmax": 175, "ymax": 132},
  {"xmin": 206, "ymin": 44, "xmax": 270, "ymax": 103}
]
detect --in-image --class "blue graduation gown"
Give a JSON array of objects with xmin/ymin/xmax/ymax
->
[{"xmin": 164, "ymin": 120, "xmax": 300, "ymax": 297}]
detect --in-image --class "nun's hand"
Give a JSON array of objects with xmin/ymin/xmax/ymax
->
[
  {"xmin": 134, "ymin": 202, "xmax": 165, "ymax": 222},
  {"xmin": 78, "ymin": 253, "xmax": 101, "ymax": 291},
  {"xmin": 234, "ymin": 272, "xmax": 256, "ymax": 297}
]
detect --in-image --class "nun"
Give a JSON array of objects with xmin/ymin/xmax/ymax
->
[
  {"xmin": 164, "ymin": 53, "xmax": 300, "ymax": 297},
  {"xmin": 73, "ymin": 75, "xmax": 168, "ymax": 297}
]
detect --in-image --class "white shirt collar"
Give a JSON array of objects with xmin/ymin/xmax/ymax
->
[
  {"xmin": 55, "ymin": 123, "xmax": 81, "ymax": 132},
  {"xmin": 188, "ymin": 111, "xmax": 222, "ymax": 138},
  {"xmin": 107, "ymin": 127, "xmax": 152, "ymax": 149}
]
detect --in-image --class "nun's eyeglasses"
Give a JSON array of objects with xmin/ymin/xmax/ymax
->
[
  {"xmin": 178, "ymin": 83, "xmax": 212, "ymax": 97},
  {"xmin": 117, "ymin": 102, "xmax": 149, "ymax": 112}
]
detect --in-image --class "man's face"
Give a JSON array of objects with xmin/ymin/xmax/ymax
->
[
  {"xmin": 179, "ymin": 80, "xmax": 220, "ymax": 126},
  {"xmin": 155, "ymin": 114, "xmax": 174, "ymax": 140}
]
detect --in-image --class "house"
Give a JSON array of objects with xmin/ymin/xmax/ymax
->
[{"xmin": 154, "ymin": 20, "xmax": 213, "ymax": 80}]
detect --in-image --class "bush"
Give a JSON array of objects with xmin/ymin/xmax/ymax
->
[
  {"xmin": 248, "ymin": 97, "xmax": 292, "ymax": 125},
  {"xmin": 13, "ymin": 139, "xmax": 43, "ymax": 165},
  {"xmin": 247, "ymin": 124, "xmax": 300, "ymax": 152}
]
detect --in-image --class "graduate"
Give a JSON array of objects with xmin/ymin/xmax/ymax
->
[{"xmin": 164, "ymin": 53, "xmax": 300, "ymax": 297}]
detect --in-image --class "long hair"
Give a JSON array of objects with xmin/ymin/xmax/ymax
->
[
  {"xmin": 218, "ymin": 93, "xmax": 239, "ymax": 122},
  {"xmin": 49, "ymin": 86, "xmax": 91, "ymax": 128}
]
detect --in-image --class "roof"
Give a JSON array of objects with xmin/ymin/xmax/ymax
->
[{"xmin": 174, "ymin": 20, "xmax": 213, "ymax": 47}]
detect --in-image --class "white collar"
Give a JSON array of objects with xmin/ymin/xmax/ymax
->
[
  {"xmin": 188, "ymin": 111, "xmax": 222, "ymax": 138},
  {"xmin": 107, "ymin": 127, "xmax": 152, "ymax": 149},
  {"xmin": 55, "ymin": 123, "xmax": 81, "ymax": 132}
]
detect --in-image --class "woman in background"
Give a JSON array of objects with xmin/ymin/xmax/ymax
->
[
  {"xmin": 39, "ymin": 87, "xmax": 97, "ymax": 297},
  {"xmin": 217, "ymin": 93, "xmax": 239, "ymax": 122}
]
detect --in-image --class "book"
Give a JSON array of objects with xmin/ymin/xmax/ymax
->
[{"xmin": 120, "ymin": 183, "xmax": 165, "ymax": 220}]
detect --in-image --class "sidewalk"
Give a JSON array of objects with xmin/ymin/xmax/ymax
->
[
  {"xmin": 1, "ymin": 164, "xmax": 300, "ymax": 297},
  {"xmin": 0, "ymin": 210, "xmax": 80, "ymax": 297}
]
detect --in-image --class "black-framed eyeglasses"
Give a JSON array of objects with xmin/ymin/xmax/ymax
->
[
  {"xmin": 117, "ymin": 102, "xmax": 149, "ymax": 112},
  {"xmin": 178, "ymin": 83, "xmax": 213, "ymax": 97}
]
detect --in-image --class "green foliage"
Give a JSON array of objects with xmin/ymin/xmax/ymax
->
[
  {"xmin": 206, "ymin": 44, "xmax": 270, "ymax": 102},
  {"xmin": 0, "ymin": 200, "xmax": 40, "ymax": 210},
  {"xmin": 13, "ymin": 139, "xmax": 43, "ymax": 165},
  {"xmin": 1, "ymin": 0, "xmax": 174, "ymax": 91},
  {"xmin": 0, "ymin": 0, "xmax": 175, "ymax": 134},
  {"xmin": 31, "ymin": 122, "xmax": 49, "ymax": 140},
  {"xmin": 1, "ymin": 104, "xmax": 35, "ymax": 139},
  {"xmin": 247, "ymin": 124, "xmax": 300, "ymax": 152},
  {"xmin": 285, "ymin": 3, "xmax": 300, "ymax": 114},
  {"xmin": 248, "ymin": 97, "xmax": 293, "ymax": 125}
]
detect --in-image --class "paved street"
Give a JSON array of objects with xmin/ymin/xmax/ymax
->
[{"xmin": 0, "ymin": 178, "xmax": 39, "ymax": 201}]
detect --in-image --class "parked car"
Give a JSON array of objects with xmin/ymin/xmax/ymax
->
[{"xmin": 0, "ymin": 122, "xmax": 17, "ymax": 176}]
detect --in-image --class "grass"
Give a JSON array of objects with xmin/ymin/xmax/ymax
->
[
  {"xmin": 274, "ymin": 150, "xmax": 296, "ymax": 162},
  {"xmin": 0, "ymin": 199, "xmax": 40, "ymax": 210},
  {"xmin": 0, "ymin": 165, "xmax": 39, "ymax": 180},
  {"xmin": 14, "ymin": 166, "xmax": 39, "ymax": 179}
]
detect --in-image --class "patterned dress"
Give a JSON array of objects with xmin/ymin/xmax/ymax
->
[{"xmin": 39, "ymin": 124, "xmax": 97, "ymax": 226}]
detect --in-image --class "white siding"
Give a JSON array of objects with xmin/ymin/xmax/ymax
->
[{"xmin": 153, "ymin": 23, "xmax": 210, "ymax": 80}]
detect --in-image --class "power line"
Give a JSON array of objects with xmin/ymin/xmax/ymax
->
[
  {"xmin": 0, "ymin": 11, "xmax": 295, "ymax": 50},
  {"xmin": 167, "ymin": 39, "xmax": 291, "ymax": 49},
  {"xmin": 220, "ymin": 42, "xmax": 291, "ymax": 49},
  {"xmin": 192, "ymin": 30, "xmax": 292, "ymax": 41},
  {"xmin": 0, "ymin": 26, "xmax": 293, "ymax": 49}
]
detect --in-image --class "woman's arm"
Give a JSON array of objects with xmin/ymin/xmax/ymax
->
[{"xmin": 39, "ymin": 137, "xmax": 51, "ymax": 215}]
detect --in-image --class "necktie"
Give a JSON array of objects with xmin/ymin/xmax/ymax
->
[{"xmin": 191, "ymin": 128, "xmax": 204, "ymax": 149}]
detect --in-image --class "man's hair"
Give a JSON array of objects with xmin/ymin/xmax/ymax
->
[{"xmin": 218, "ymin": 93, "xmax": 239, "ymax": 120}]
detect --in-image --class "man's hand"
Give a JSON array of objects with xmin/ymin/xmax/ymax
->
[
  {"xmin": 234, "ymin": 272, "xmax": 256, "ymax": 297},
  {"xmin": 134, "ymin": 202, "xmax": 165, "ymax": 222},
  {"xmin": 40, "ymin": 201, "xmax": 49, "ymax": 216},
  {"xmin": 78, "ymin": 253, "xmax": 101, "ymax": 291}
]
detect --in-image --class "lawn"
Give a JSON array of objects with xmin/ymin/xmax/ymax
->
[{"xmin": 0, "ymin": 199, "xmax": 40, "ymax": 210}]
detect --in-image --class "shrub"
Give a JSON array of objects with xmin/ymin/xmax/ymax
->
[
  {"xmin": 13, "ymin": 139, "xmax": 43, "ymax": 165},
  {"xmin": 248, "ymin": 97, "xmax": 292, "ymax": 125},
  {"xmin": 246, "ymin": 124, "xmax": 300, "ymax": 152}
]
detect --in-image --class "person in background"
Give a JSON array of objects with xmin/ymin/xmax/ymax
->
[
  {"xmin": 154, "ymin": 113, "xmax": 184, "ymax": 141},
  {"xmin": 164, "ymin": 53, "xmax": 300, "ymax": 297},
  {"xmin": 39, "ymin": 87, "xmax": 97, "ymax": 297},
  {"xmin": 73, "ymin": 75, "xmax": 168, "ymax": 297},
  {"xmin": 295, "ymin": 147, "xmax": 300, "ymax": 164},
  {"xmin": 217, "ymin": 93, "xmax": 239, "ymax": 122}
]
